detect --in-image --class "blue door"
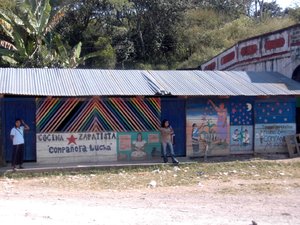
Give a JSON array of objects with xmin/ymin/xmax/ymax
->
[
  {"xmin": 4, "ymin": 97, "xmax": 36, "ymax": 162},
  {"xmin": 161, "ymin": 98, "xmax": 186, "ymax": 156}
]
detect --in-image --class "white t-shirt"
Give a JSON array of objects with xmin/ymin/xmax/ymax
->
[{"xmin": 10, "ymin": 126, "xmax": 25, "ymax": 145}]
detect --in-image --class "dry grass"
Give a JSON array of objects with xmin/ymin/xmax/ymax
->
[{"xmin": 2, "ymin": 158, "xmax": 300, "ymax": 193}]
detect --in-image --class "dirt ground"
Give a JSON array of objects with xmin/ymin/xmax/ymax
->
[{"xmin": 0, "ymin": 160, "xmax": 300, "ymax": 225}]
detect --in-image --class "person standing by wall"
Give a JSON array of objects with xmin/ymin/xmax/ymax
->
[
  {"xmin": 159, "ymin": 119, "xmax": 179, "ymax": 164},
  {"xmin": 10, "ymin": 118, "xmax": 30, "ymax": 171}
]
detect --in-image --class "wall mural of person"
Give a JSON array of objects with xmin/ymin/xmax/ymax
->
[
  {"xmin": 191, "ymin": 123, "xmax": 200, "ymax": 153},
  {"xmin": 232, "ymin": 128, "xmax": 240, "ymax": 143},
  {"xmin": 131, "ymin": 132, "xmax": 147, "ymax": 160},
  {"xmin": 229, "ymin": 100, "xmax": 254, "ymax": 152},
  {"xmin": 186, "ymin": 98, "xmax": 231, "ymax": 157},
  {"xmin": 242, "ymin": 129, "xmax": 250, "ymax": 146},
  {"xmin": 191, "ymin": 123, "xmax": 205, "ymax": 154},
  {"xmin": 208, "ymin": 99, "xmax": 228, "ymax": 144}
]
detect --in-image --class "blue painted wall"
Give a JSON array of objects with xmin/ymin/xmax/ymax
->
[
  {"xmin": 254, "ymin": 98, "xmax": 296, "ymax": 153},
  {"xmin": 161, "ymin": 98, "xmax": 186, "ymax": 157},
  {"xmin": 3, "ymin": 97, "xmax": 36, "ymax": 162}
]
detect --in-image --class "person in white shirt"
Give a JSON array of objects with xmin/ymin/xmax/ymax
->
[{"xmin": 10, "ymin": 118, "xmax": 30, "ymax": 171}]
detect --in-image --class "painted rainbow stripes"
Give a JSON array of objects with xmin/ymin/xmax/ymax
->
[{"xmin": 36, "ymin": 97, "xmax": 161, "ymax": 132}]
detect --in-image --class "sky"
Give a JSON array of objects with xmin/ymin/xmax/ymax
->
[{"xmin": 269, "ymin": 0, "xmax": 300, "ymax": 9}]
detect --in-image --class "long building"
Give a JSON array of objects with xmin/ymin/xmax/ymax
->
[{"xmin": 1, "ymin": 68, "xmax": 300, "ymax": 166}]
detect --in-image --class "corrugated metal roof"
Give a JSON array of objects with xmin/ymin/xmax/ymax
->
[
  {"xmin": 147, "ymin": 70, "xmax": 300, "ymax": 96},
  {"xmin": 0, "ymin": 68, "xmax": 157, "ymax": 96},
  {"xmin": 0, "ymin": 68, "xmax": 300, "ymax": 96}
]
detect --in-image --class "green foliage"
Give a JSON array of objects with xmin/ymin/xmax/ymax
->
[
  {"xmin": 202, "ymin": 0, "xmax": 247, "ymax": 19},
  {"xmin": 223, "ymin": 17, "xmax": 253, "ymax": 39},
  {"xmin": 288, "ymin": 7, "xmax": 300, "ymax": 22},
  {"xmin": 134, "ymin": 63, "xmax": 153, "ymax": 70},
  {"xmin": 0, "ymin": 0, "xmax": 107, "ymax": 68},
  {"xmin": 258, "ymin": 1, "xmax": 283, "ymax": 18},
  {"xmin": 0, "ymin": 0, "xmax": 64, "ymax": 67},
  {"xmin": 178, "ymin": 10, "xmax": 296, "ymax": 69},
  {"xmin": 83, "ymin": 37, "xmax": 116, "ymax": 69},
  {"xmin": 0, "ymin": 0, "xmax": 299, "ymax": 69},
  {"xmin": 0, "ymin": 0, "xmax": 16, "ymax": 10}
]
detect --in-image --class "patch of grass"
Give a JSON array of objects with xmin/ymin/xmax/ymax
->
[{"xmin": 1, "ymin": 159, "xmax": 300, "ymax": 191}]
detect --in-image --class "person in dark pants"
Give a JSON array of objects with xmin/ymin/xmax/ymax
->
[
  {"xmin": 159, "ymin": 119, "xmax": 179, "ymax": 164},
  {"xmin": 10, "ymin": 119, "xmax": 30, "ymax": 171}
]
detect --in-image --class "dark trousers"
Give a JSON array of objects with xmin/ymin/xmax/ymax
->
[{"xmin": 11, "ymin": 144, "xmax": 24, "ymax": 167}]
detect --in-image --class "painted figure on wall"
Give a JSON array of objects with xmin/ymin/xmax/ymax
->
[
  {"xmin": 230, "ymin": 126, "xmax": 253, "ymax": 152},
  {"xmin": 131, "ymin": 132, "xmax": 147, "ymax": 160},
  {"xmin": 117, "ymin": 131, "xmax": 161, "ymax": 161},
  {"xmin": 229, "ymin": 100, "xmax": 254, "ymax": 152},
  {"xmin": 232, "ymin": 128, "xmax": 240, "ymax": 143},
  {"xmin": 242, "ymin": 129, "xmax": 250, "ymax": 145},
  {"xmin": 191, "ymin": 123, "xmax": 202, "ymax": 154},
  {"xmin": 208, "ymin": 99, "xmax": 228, "ymax": 144},
  {"xmin": 186, "ymin": 98, "xmax": 230, "ymax": 157}
]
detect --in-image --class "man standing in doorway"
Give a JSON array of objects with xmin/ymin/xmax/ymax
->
[{"xmin": 10, "ymin": 118, "xmax": 30, "ymax": 171}]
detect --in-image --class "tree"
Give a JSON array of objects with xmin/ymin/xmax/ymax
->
[
  {"xmin": 125, "ymin": 0, "xmax": 188, "ymax": 68},
  {"xmin": 201, "ymin": 0, "xmax": 247, "ymax": 18},
  {"xmin": 0, "ymin": 0, "xmax": 16, "ymax": 10},
  {"xmin": 54, "ymin": 0, "xmax": 129, "ymax": 68},
  {"xmin": 0, "ymin": 0, "xmax": 104, "ymax": 68},
  {"xmin": 0, "ymin": 0, "xmax": 65, "ymax": 67},
  {"xmin": 256, "ymin": 1, "xmax": 283, "ymax": 18},
  {"xmin": 176, "ymin": 8, "xmax": 229, "ymax": 69},
  {"xmin": 287, "ymin": 7, "xmax": 300, "ymax": 21}
]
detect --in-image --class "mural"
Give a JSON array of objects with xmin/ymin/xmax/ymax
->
[
  {"xmin": 36, "ymin": 97, "xmax": 161, "ymax": 132},
  {"xmin": 35, "ymin": 97, "xmax": 162, "ymax": 163},
  {"xmin": 254, "ymin": 100, "xmax": 296, "ymax": 153},
  {"xmin": 117, "ymin": 131, "xmax": 161, "ymax": 161},
  {"xmin": 230, "ymin": 126, "xmax": 253, "ymax": 152},
  {"xmin": 229, "ymin": 99, "xmax": 254, "ymax": 152},
  {"xmin": 36, "ymin": 131, "xmax": 161, "ymax": 164},
  {"xmin": 186, "ymin": 98, "xmax": 230, "ymax": 157},
  {"xmin": 36, "ymin": 132, "xmax": 117, "ymax": 164}
]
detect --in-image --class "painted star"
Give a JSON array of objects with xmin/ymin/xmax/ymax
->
[{"xmin": 67, "ymin": 134, "xmax": 77, "ymax": 145}]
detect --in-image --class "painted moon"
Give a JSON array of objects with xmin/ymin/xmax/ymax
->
[{"xmin": 246, "ymin": 103, "xmax": 252, "ymax": 111}]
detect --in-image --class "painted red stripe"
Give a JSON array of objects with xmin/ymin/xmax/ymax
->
[
  {"xmin": 204, "ymin": 62, "xmax": 216, "ymax": 70},
  {"xmin": 221, "ymin": 51, "xmax": 235, "ymax": 65},
  {"xmin": 240, "ymin": 44, "xmax": 258, "ymax": 56},
  {"xmin": 36, "ymin": 98, "xmax": 57, "ymax": 122},
  {"xmin": 264, "ymin": 38, "xmax": 285, "ymax": 50},
  {"xmin": 220, "ymin": 51, "xmax": 290, "ymax": 70}
]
